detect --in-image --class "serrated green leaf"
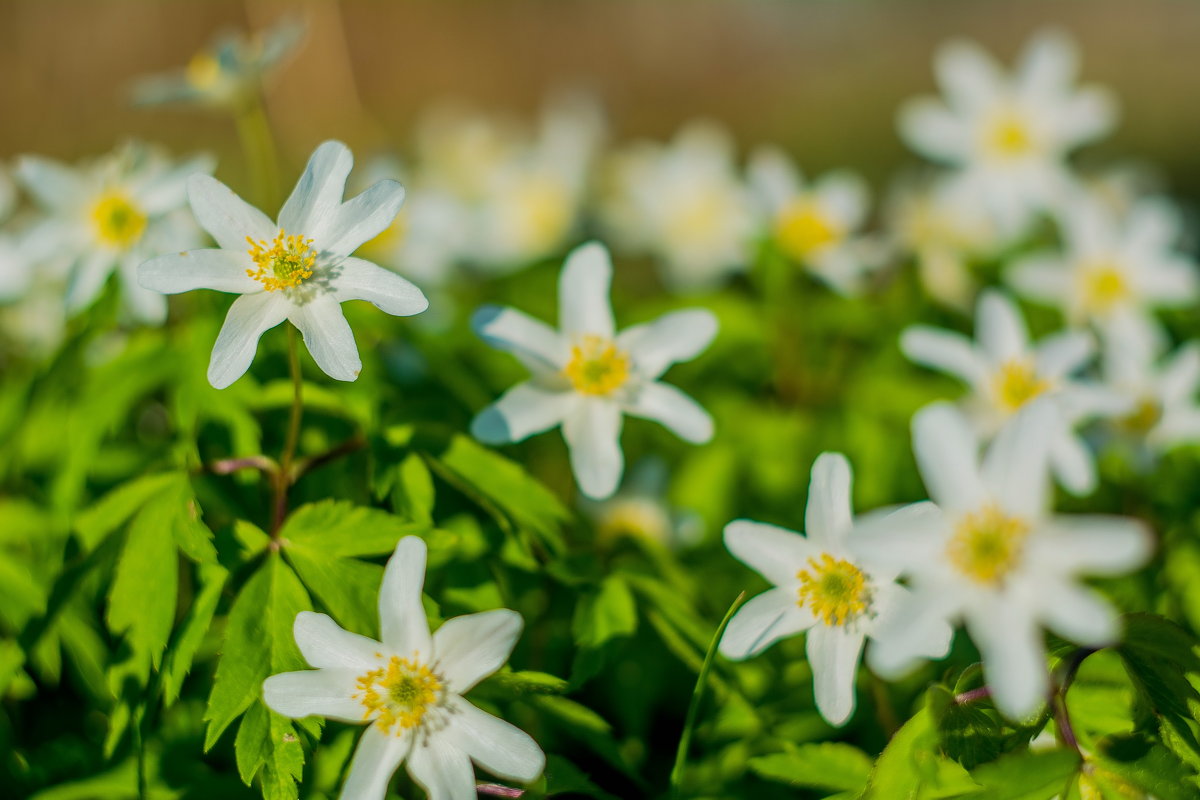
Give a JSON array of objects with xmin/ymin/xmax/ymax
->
[
  {"xmin": 285, "ymin": 544, "xmax": 382, "ymax": 639},
  {"xmin": 235, "ymin": 700, "xmax": 270, "ymax": 785},
  {"xmin": 866, "ymin": 706, "xmax": 980, "ymax": 799},
  {"xmin": 968, "ymin": 748, "xmax": 1080, "ymax": 800},
  {"xmin": 928, "ymin": 684, "xmax": 1004, "ymax": 769},
  {"xmin": 161, "ymin": 562, "xmax": 228, "ymax": 707},
  {"xmin": 391, "ymin": 452, "xmax": 435, "ymax": 525},
  {"xmin": 749, "ymin": 742, "xmax": 873, "ymax": 791},
  {"xmin": 1117, "ymin": 613, "xmax": 1200, "ymax": 761},
  {"xmin": 75, "ymin": 472, "xmax": 179, "ymax": 550},
  {"xmin": 1093, "ymin": 733, "xmax": 1199, "ymax": 800},
  {"xmin": 280, "ymin": 500, "xmax": 426, "ymax": 558}
]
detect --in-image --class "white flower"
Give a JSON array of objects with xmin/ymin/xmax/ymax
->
[
  {"xmin": 853, "ymin": 402, "xmax": 1152, "ymax": 720},
  {"xmin": 899, "ymin": 29, "xmax": 1116, "ymax": 236},
  {"xmin": 599, "ymin": 121, "xmax": 753, "ymax": 291},
  {"xmin": 471, "ymin": 241, "xmax": 717, "ymax": 499},
  {"xmin": 139, "ymin": 140, "xmax": 429, "ymax": 389},
  {"xmin": 1102, "ymin": 335, "xmax": 1200, "ymax": 453},
  {"xmin": 884, "ymin": 172, "xmax": 999, "ymax": 311},
  {"xmin": 582, "ymin": 458, "xmax": 702, "ymax": 550},
  {"xmin": 719, "ymin": 453, "xmax": 952, "ymax": 726},
  {"xmin": 14, "ymin": 141, "xmax": 213, "ymax": 324},
  {"xmin": 901, "ymin": 289, "xmax": 1128, "ymax": 495},
  {"xmin": 748, "ymin": 147, "xmax": 874, "ymax": 294},
  {"xmin": 131, "ymin": 16, "xmax": 305, "ymax": 110},
  {"xmin": 1008, "ymin": 193, "xmax": 1198, "ymax": 356},
  {"xmin": 263, "ymin": 537, "xmax": 545, "ymax": 800}
]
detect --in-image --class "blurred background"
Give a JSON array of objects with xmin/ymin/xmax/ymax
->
[{"xmin": 4, "ymin": 0, "xmax": 1200, "ymax": 191}]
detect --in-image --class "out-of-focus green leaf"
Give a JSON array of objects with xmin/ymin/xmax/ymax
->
[
  {"xmin": 280, "ymin": 500, "xmax": 426, "ymax": 558},
  {"xmin": 865, "ymin": 706, "xmax": 980, "ymax": 799},
  {"xmin": 1117, "ymin": 613, "xmax": 1200, "ymax": 761},
  {"xmin": 749, "ymin": 741, "xmax": 873, "ymax": 791},
  {"xmin": 967, "ymin": 748, "xmax": 1080, "ymax": 800},
  {"xmin": 1092, "ymin": 732, "xmax": 1199, "ymax": 800},
  {"xmin": 74, "ymin": 472, "xmax": 179, "ymax": 551}
]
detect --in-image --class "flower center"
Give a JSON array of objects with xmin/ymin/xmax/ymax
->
[
  {"xmin": 513, "ymin": 176, "xmax": 572, "ymax": 252},
  {"xmin": 796, "ymin": 553, "xmax": 871, "ymax": 626},
  {"xmin": 91, "ymin": 191, "xmax": 147, "ymax": 249},
  {"xmin": 355, "ymin": 656, "xmax": 445, "ymax": 736},
  {"xmin": 186, "ymin": 52, "xmax": 223, "ymax": 90},
  {"xmin": 774, "ymin": 199, "xmax": 841, "ymax": 261},
  {"xmin": 947, "ymin": 505, "xmax": 1030, "ymax": 585},
  {"xmin": 992, "ymin": 360, "xmax": 1050, "ymax": 413},
  {"xmin": 665, "ymin": 187, "xmax": 729, "ymax": 248},
  {"xmin": 246, "ymin": 230, "xmax": 316, "ymax": 292},
  {"xmin": 1120, "ymin": 396, "xmax": 1162, "ymax": 434},
  {"xmin": 985, "ymin": 111, "xmax": 1035, "ymax": 159},
  {"xmin": 598, "ymin": 498, "xmax": 672, "ymax": 544},
  {"xmin": 565, "ymin": 335, "xmax": 631, "ymax": 396},
  {"xmin": 1080, "ymin": 262, "xmax": 1130, "ymax": 314}
]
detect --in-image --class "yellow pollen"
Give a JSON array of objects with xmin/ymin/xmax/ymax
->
[
  {"xmin": 355, "ymin": 656, "xmax": 444, "ymax": 735},
  {"xmin": 1080, "ymin": 262, "xmax": 1130, "ymax": 315},
  {"xmin": 992, "ymin": 360, "xmax": 1050, "ymax": 413},
  {"xmin": 565, "ymin": 336, "xmax": 630, "ymax": 396},
  {"xmin": 91, "ymin": 191, "xmax": 147, "ymax": 249},
  {"xmin": 1121, "ymin": 396, "xmax": 1162, "ymax": 435},
  {"xmin": 246, "ymin": 230, "xmax": 316, "ymax": 292},
  {"xmin": 774, "ymin": 199, "xmax": 841, "ymax": 262},
  {"xmin": 186, "ymin": 52, "xmax": 222, "ymax": 90},
  {"xmin": 947, "ymin": 505, "xmax": 1030, "ymax": 585},
  {"xmin": 987, "ymin": 112, "xmax": 1034, "ymax": 158},
  {"xmin": 796, "ymin": 554, "xmax": 871, "ymax": 626}
]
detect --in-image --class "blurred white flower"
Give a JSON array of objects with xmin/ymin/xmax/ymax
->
[
  {"xmin": 885, "ymin": 172, "xmax": 999, "ymax": 311},
  {"xmin": 471, "ymin": 242, "xmax": 717, "ymax": 499},
  {"xmin": 0, "ymin": 163, "xmax": 15, "ymax": 223},
  {"xmin": 901, "ymin": 289, "xmax": 1128, "ymax": 494},
  {"xmin": 1008, "ymin": 193, "xmax": 1198, "ymax": 355},
  {"xmin": 582, "ymin": 458, "xmax": 701, "ymax": 550},
  {"xmin": 131, "ymin": 16, "xmax": 305, "ymax": 110},
  {"xmin": 749, "ymin": 147, "xmax": 875, "ymax": 294},
  {"xmin": 899, "ymin": 29, "xmax": 1116, "ymax": 236},
  {"xmin": 264, "ymin": 537, "xmax": 545, "ymax": 800},
  {"xmin": 720, "ymin": 453, "xmax": 953, "ymax": 726},
  {"xmin": 599, "ymin": 121, "xmax": 753, "ymax": 291},
  {"xmin": 139, "ymin": 140, "xmax": 428, "ymax": 388},
  {"xmin": 14, "ymin": 142, "xmax": 213, "ymax": 324},
  {"xmin": 853, "ymin": 402, "xmax": 1151, "ymax": 720},
  {"xmin": 1102, "ymin": 335, "xmax": 1200, "ymax": 453}
]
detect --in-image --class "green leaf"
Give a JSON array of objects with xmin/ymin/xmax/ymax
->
[
  {"xmin": 865, "ymin": 707, "xmax": 980, "ymax": 799},
  {"xmin": 280, "ymin": 500, "xmax": 426, "ymax": 558},
  {"xmin": 541, "ymin": 754, "xmax": 620, "ymax": 799},
  {"xmin": 927, "ymin": 684, "xmax": 1005, "ymax": 769},
  {"xmin": 1092, "ymin": 733, "xmax": 1199, "ymax": 800},
  {"xmin": 390, "ymin": 452, "xmax": 435, "ymax": 525},
  {"xmin": 478, "ymin": 669, "xmax": 570, "ymax": 697},
  {"xmin": 75, "ymin": 472, "xmax": 179, "ymax": 550},
  {"xmin": 285, "ymin": 544, "xmax": 382, "ymax": 639},
  {"xmin": 204, "ymin": 555, "xmax": 312, "ymax": 750},
  {"xmin": 572, "ymin": 575, "xmax": 637, "ymax": 649},
  {"xmin": 968, "ymin": 748, "xmax": 1081, "ymax": 800},
  {"xmin": 530, "ymin": 695, "xmax": 641, "ymax": 783},
  {"xmin": 749, "ymin": 742, "xmax": 874, "ymax": 791},
  {"xmin": 235, "ymin": 700, "xmax": 270, "ymax": 785},
  {"xmin": 161, "ymin": 562, "xmax": 228, "ymax": 707},
  {"xmin": 1117, "ymin": 613, "xmax": 1200, "ymax": 761}
]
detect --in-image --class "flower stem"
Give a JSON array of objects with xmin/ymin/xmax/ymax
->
[
  {"xmin": 954, "ymin": 686, "xmax": 992, "ymax": 704},
  {"xmin": 271, "ymin": 325, "xmax": 303, "ymax": 536},
  {"xmin": 233, "ymin": 93, "xmax": 281, "ymax": 212},
  {"xmin": 1053, "ymin": 648, "xmax": 1092, "ymax": 756},
  {"xmin": 669, "ymin": 591, "xmax": 746, "ymax": 798}
]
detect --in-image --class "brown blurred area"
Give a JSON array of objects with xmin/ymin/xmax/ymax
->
[{"xmin": 2, "ymin": 0, "xmax": 1200, "ymax": 190}]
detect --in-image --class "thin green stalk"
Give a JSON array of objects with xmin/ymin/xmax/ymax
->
[
  {"xmin": 271, "ymin": 326, "xmax": 303, "ymax": 535},
  {"xmin": 669, "ymin": 591, "xmax": 746, "ymax": 798},
  {"xmin": 233, "ymin": 94, "xmax": 281, "ymax": 212}
]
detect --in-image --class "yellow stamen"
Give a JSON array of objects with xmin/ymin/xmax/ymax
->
[
  {"xmin": 1080, "ymin": 262, "xmax": 1130, "ymax": 315},
  {"xmin": 992, "ymin": 360, "xmax": 1050, "ymax": 413},
  {"xmin": 355, "ymin": 656, "xmax": 444, "ymax": 736},
  {"xmin": 796, "ymin": 553, "xmax": 871, "ymax": 626},
  {"xmin": 186, "ymin": 52, "xmax": 222, "ymax": 90},
  {"xmin": 91, "ymin": 191, "xmax": 147, "ymax": 249},
  {"xmin": 564, "ymin": 335, "xmax": 630, "ymax": 396},
  {"xmin": 774, "ymin": 198, "xmax": 841, "ymax": 262},
  {"xmin": 246, "ymin": 230, "xmax": 316, "ymax": 292},
  {"xmin": 986, "ymin": 112, "xmax": 1034, "ymax": 158},
  {"xmin": 1121, "ymin": 396, "xmax": 1162, "ymax": 435},
  {"xmin": 947, "ymin": 505, "xmax": 1030, "ymax": 585}
]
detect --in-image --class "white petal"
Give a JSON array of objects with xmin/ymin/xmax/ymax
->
[
  {"xmin": 471, "ymin": 381, "xmax": 576, "ymax": 445},
  {"xmin": 723, "ymin": 520, "xmax": 819, "ymax": 588},
  {"xmin": 339, "ymin": 726, "xmax": 411, "ymax": 800},
  {"xmin": 900, "ymin": 327, "xmax": 988, "ymax": 387},
  {"xmin": 1161, "ymin": 343, "xmax": 1200, "ymax": 407},
  {"xmin": 293, "ymin": 611, "xmax": 383, "ymax": 670},
  {"xmin": 867, "ymin": 585, "xmax": 957, "ymax": 679},
  {"xmin": 977, "ymin": 290, "xmax": 1029, "ymax": 363},
  {"xmin": 279, "ymin": 140, "xmax": 353, "ymax": 239},
  {"xmin": 208, "ymin": 292, "xmax": 290, "ymax": 389},
  {"xmin": 432, "ymin": 609, "xmax": 522, "ymax": 695},
  {"xmin": 912, "ymin": 403, "xmax": 986, "ymax": 512},
  {"xmin": 15, "ymin": 156, "xmax": 86, "ymax": 211},
  {"xmin": 1038, "ymin": 581, "xmax": 1119, "ymax": 647},
  {"xmin": 935, "ymin": 39, "xmax": 1003, "ymax": 112},
  {"xmin": 617, "ymin": 309, "xmax": 718, "ymax": 380},
  {"xmin": 441, "ymin": 696, "xmax": 545, "ymax": 783},
  {"xmin": 719, "ymin": 588, "xmax": 815, "ymax": 660},
  {"xmin": 897, "ymin": 99, "xmax": 971, "ymax": 162},
  {"xmin": 289, "ymin": 296, "xmax": 362, "ymax": 382},
  {"xmin": 262, "ymin": 669, "xmax": 364, "ymax": 722},
  {"xmin": 332, "ymin": 257, "xmax": 429, "ymax": 316},
  {"xmin": 122, "ymin": 261, "xmax": 168, "ymax": 324},
  {"xmin": 965, "ymin": 603, "xmax": 1049, "ymax": 720},
  {"xmin": 139, "ymin": 249, "xmax": 258, "ymax": 294},
  {"xmin": 406, "ymin": 736, "xmax": 477, "ymax": 800},
  {"xmin": 66, "ymin": 251, "xmax": 116, "ymax": 313},
  {"xmin": 1056, "ymin": 87, "xmax": 1118, "ymax": 146},
  {"xmin": 807, "ymin": 625, "xmax": 866, "ymax": 727},
  {"xmin": 558, "ymin": 241, "xmax": 614, "ymax": 340},
  {"xmin": 747, "ymin": 146, "xmax": 802, "ymax": 213},
  {"xmin": 805, "ymin": 452, "xmax": 854, "ymax": 549},
  {"xmin": 1035, "ymin": 330, "xmax": 1094, "ymax": 379},
  {"xmin": 623, "ymin": 382, "xmax": 712, "ymax": 444},
  {"xmin": 1137, "ymin": 259, "xmax": 1199, "ymax": 305},
  {"xmin": 187, "ymin": 173, "xmax": 276, "ymax": 251},
  {"xmin": 1017, "ymin": 29, "xmax": 1078, "ymax": 99},
  {"xmin": 817, "ymin": 171, "xmax": 869, "ymax": 229},
  {"xmin": 982, "ymin": 400, "xmax": 1055, "ymax": 517},
  {"xmin": 379, "ymin": 536, "xmax": 433, "ymax": 658},
  {"xmin": 1032, "ymin": 516, "xmax": 1153, "ymax": 576},
  {"xmin": 472, "ymin": 305, "xmax": 569, "ymax": 374},
  {"xmin": 1049, "ymin": 431, "xmax": 1096, "ymax": 496},
  {"xmin": 561, "ymin": 397, "xmax": 624, "ymax": 499},
  {"xmin": 847, "ymin": 502, "xmax": 946, "ymax": 574},
  {"xmin": 1006, "ymin": 254, "xmax": 1070, "ymax": 306},
  {"xmin": 321, "ymin": 180, "xmax": 406, "ymax": 257},
  {"xmin": 137, "ymin": 154, "xmax": 215, "ymax": 214}
]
